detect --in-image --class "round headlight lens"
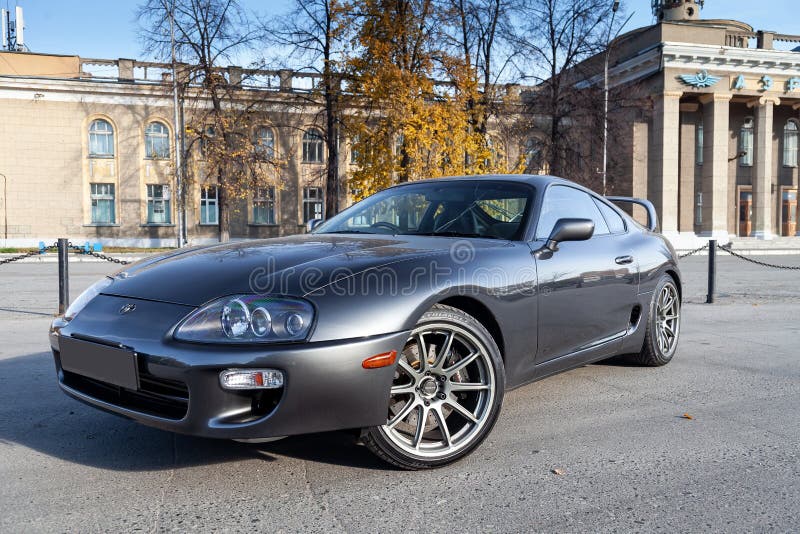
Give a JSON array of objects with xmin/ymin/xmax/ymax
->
[
  {"xmin": 221, "ymin": 298, "xmax": 250, "ymax": 338},
  {"xmin": 250, "ymin": 307, "xmax": 272, "ymax": 337},
  {"xmin": 175, "ymin": 295, "xmax": 314, "ymax": 343},
  {"xmin": 285, "ymin": 313, "xmax": 305, "ymax": 337}
]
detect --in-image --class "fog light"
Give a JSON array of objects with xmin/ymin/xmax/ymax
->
[{"xmin": 219, "ymin": 369, "xmax": 284, "ymax": 390}]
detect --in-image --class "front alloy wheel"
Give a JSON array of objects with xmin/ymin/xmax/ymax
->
[{"xmin": 363, "ymin": 305, "xmax": 504, "ymax": 469}]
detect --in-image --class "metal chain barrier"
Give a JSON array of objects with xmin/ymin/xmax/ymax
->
[
  {"xmin": 1, "ymin": 242, "xmax": 131, "ymax": 266},
  {"xmin": 0, "ymin": 243, "xmax": 58, "ymax": 266},
  {"xmin": 64, "ymin": 242, "xmax": 131, "ymax": 265},
  {"xmin": 716, "ymin": 244, "xmax": 800, "ymax": 271},
  {"xmin": 678, "ymin": 243, "xmax": 709, "ymax": 259},
  {"xmin": 0, "ymin": 250, "xmax": 42, "ymax": 266},
  {"xmin": 76, "ymin": 250, "xmax": 131, "ymax": 265}
]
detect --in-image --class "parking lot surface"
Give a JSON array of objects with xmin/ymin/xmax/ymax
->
[{"xmin": 0, "ymin": 255, "xmax": 798, "ymax": 532}]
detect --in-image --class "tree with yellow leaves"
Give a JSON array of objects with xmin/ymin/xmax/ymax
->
[{"xmin": 344, "ymin": 0, "xmax": 519, "ymax": 200}]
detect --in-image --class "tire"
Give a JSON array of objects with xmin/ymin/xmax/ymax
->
[
  {"xmin": 629, "ymin": 274, "xmax": 681, "ymax": 366},
  {"xmin": 362, "ymin": 304, "xmax": 505, "ymax": 470}
]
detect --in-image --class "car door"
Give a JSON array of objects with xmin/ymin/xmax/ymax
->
[{"xmin": 530, "ymin": 185, "xmax": 638, "ymax": 364}]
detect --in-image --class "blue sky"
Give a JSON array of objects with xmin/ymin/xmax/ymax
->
[{"xmin": 8, "ymin": 0, "xmax": 799, "ymax": 61}]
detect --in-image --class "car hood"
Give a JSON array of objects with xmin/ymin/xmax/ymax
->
[{"xmin": 103, "ymin": 234, "xmax": 507, "ymax": 307}]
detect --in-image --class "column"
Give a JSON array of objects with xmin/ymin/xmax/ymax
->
[
  {"xmin": 700, "ymin": 93, "xmax": 732, "ymax": 239},
  {"xmin": 752, "ymin": 96, "xmax": 780, "ymax": 239},
  {"xmin": 795, "ymin": 103, "xmax": 800, "ymax": 237},
  {"xmin": 652, "ymin": 91, "xmax": 682, "ymax": 235}
]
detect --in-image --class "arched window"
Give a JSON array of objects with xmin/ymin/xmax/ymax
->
[
  {"xmin": 145, "ymin": 121, "xmax": 170, "ymax": 159},
  {"xmin": 89, "ymin": 119, "xmax": 114, "ymax": 157},
  {"xmin": 739, "ymin": 117, "xmax": 754, "ymax": 167},
  {"xmin": 784, "ymin": 119, "xmax": 798, "ymax": 167},
  {"xmin": 255, "ymin": 126, "xmax": 275, "ymax": 158},
  {"xmin": 302, "ymin": 129, "xmax": 324, "ymax": 163}
]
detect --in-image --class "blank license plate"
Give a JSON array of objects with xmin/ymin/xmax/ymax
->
[{"xmin": 60, "ymin": 336, "xmax": 139, "ymax": 390}]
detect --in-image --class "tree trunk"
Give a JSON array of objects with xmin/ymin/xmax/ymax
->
[
  {"xmin": 324, "ymin": 79, "xmax": 339, "ymax": 219},
  {"xmin": 217, "ymin": 170, "xmax": 230, "ymax": 242}
]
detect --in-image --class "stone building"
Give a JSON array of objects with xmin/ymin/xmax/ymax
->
[
  {"xmin": 588, "ymin": 0, "xmax": 800, "ymax": 243},
  {"xmin": 0, "ymin": 52, "xmax": 528, "ymax": 248},
  {"xmin": 0, "ymin": 54, "xmax": 354, "ymax": 247}
]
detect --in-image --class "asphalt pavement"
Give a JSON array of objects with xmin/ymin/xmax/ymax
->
[{"xmin": 0, "ymin": 255, "xmax": 798, "ymax": 532}]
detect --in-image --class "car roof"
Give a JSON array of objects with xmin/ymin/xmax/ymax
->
[{"xmin": 390, "ymin": 174, "xmax": 585, "ymax": 191}]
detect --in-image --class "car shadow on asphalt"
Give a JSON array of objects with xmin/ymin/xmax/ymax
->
[{"xmin": 0, "ymin": 352, "xmax": 393, "ymax": 472}]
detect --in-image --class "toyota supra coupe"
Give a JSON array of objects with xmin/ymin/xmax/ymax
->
[{"xmin": 50, "ymin": 175, "xmax": 682, "ymax": 469}]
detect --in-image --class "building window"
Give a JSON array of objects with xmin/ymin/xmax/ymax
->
[
  {"xmin": 90, "ymin": 183, "xmax": 115, "ymax": 224},
  {"xmin": 784, "ymin": 119, "xmax": 799, "ymax": 168},
  {"xmin": 302, "ymin": 129, "xmax": 324, "ymax": 163},
  {"xmin": 255, "ymin": 126, "xmax": 275, "ymax": 159},
  {"xmin": 350, "ymin": 135, "xmax": 360, "ymax": 164},
  {"xmin": 88, "ymin": 119, "xmax": 114, "ymax": 158},
  {"xmin": 695, "ymin": 192, "xmax": 703, "ymax": 226},
  {"xmin": 253, "ymin": 186, "xmax": 276, "ymax": 225},
  {"xmin": 696, "ymin": 120, "xmax": 704, "ymax": 165},
  {"xmin": 739, "ymin": 117, "xmax": 754, "ymax": 167},
  {"xmin": 146, "ymin": 184, "xmax": 171, "ymax": 224},
  {"xmin": 145, "ymin": 121, "xmax": 171, "ymax": 159},
  {"xmin": 302, "ymin": 186, "xmax": 323, "ymax": 223},
  {"xmin": 200, "ymin": 186, "xmax": 219, "ymax": 225},
  {"xmin": 524, "ymin": 137, "xmax": 545, "ymax": 173},
  {"xmin": 200, "ymin": 125, "xmax": 215, "ymax": 159}
]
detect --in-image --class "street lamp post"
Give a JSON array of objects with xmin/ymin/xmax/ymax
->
[{"xmin": 169, "ymin": 0, "xmax": 185, "ymax": 248}]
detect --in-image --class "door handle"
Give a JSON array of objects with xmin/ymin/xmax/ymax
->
[{"xmin": 615, "ymin": 255, "xmax": 634, "ymax": 265}]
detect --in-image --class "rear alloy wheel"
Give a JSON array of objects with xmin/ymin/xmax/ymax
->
[
  {"xmin": 363, "ymin": 305, "xmax": 504, "ymax": 469},
  {"xmin": 631, "ymin": 274, "xmax": 681, "ymax": 366}
]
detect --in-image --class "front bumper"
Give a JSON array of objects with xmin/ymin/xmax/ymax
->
[{"xmin": 51, "ymin": 294, "xmax": 408, "ymax": 439}]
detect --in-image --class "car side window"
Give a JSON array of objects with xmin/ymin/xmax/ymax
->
[
  {"xmin": 593, "ymin": 198, "xmax": 626, "ymax": 234},
  {"xmin": 536, "ymin": 185, "xmax": 610, "ymax": 240}
]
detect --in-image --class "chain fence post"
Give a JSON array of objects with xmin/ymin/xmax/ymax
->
[
  {"xmin": 57, "ymin": 238, "xmax": 69, "ymax": 314},
  {"xmin": 706, "ymin": 239, "xmax": 716, "ymax": 304}
]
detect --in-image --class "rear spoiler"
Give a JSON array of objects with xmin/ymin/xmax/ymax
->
[{"xmin": 606, "ymin": 196, "xmax": 659, "ymax": 232}]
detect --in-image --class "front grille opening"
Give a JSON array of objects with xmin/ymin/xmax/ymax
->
[
  {"xmin": 217, "ymin": 389, "xmax": 283, "ymax": 424},
  {"xmin": 61, "ymin": 369, "xmax": 189, "ymax": 420}
]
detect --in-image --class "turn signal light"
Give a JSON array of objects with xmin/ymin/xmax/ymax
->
[
  {"xmin": 219, "ymin": 369, "xmax": 284, "ymax": 390},
  {"xmin": 362, "ymin": 350, "xmax": 398, "ymax": 369}
]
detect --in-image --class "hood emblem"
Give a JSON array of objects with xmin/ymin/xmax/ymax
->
[{"xmin": 119, "ymin": 303, "xmax": 137, "ymax": 315}]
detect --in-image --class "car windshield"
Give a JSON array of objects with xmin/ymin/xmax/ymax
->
[{"xmin": 314, "ymin": 181, "xmax": 534, "ymax": 240}]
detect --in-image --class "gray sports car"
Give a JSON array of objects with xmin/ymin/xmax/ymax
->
[{"xmin": 50, "ymin": 175, "xmax": 682, "ymax": 469}]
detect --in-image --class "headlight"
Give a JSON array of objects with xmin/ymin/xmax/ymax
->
[
  {"xmin": 174, "ymin": 295, "xmax": 314, "ymax": 343},
  {"xmin": 64, "ymin": 277, "xmax": 113, "ymax": 321}
]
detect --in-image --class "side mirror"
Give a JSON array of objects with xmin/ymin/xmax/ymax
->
[
  {"xmin": 544, "ymin": 218, "xmax": 594, "ymax": 252},
  {"xmin": 306, "ymin": 218, "xmax": 324, "ymax": 232}
]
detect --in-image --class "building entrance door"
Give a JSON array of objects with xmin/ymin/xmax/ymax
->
[
  {"xmin": 781, "ymin": 188, "xmax": 797, "ymax": 237},
  {"xmin": 737, "ymin": 186, "xmax": 753, "ymax": 237}
]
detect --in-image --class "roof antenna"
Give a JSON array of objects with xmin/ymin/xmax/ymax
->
[{"xmin": 1, "ymin": 4, "xmax": 24, "ymax": 52}]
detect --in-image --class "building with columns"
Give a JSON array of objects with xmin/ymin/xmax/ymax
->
[{"xmin": 592, "ymin": 0, "xmax": 800, "ymax": 243}]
